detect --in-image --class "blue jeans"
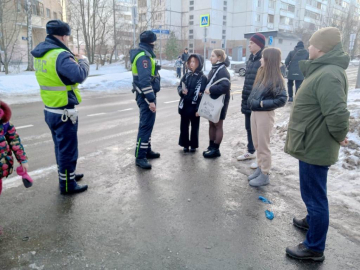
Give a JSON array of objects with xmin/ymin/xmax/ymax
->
[
  {"xmin": 287, "ymin": 80, "xmax": 303, "ymax": 97},
  {"xmin": 245, "ymin": 113, "xmax": 255, "ymax": 154},
  {"xmin": 176, "ymin": 68, "xmax": 181, "ymax": 78},
  {"xmin": 299, "ymin": 160, "xmax": 330, "ymax": 252}
]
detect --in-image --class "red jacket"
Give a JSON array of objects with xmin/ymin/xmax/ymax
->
[{"xmin": 0, "ymin": 101, "xmax": 28, "ymax": 179}]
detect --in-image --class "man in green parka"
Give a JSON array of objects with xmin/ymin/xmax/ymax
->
[{"xmin": 284, "ymin": 27, "xmax": 350, "ymax": 261}]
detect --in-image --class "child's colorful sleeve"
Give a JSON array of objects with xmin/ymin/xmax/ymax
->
[{"xmin": 5, "ymin": 122, "xmax": 28, "ymax": 164}]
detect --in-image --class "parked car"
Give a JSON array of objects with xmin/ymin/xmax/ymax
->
[{"xmin": 232, "ymin": 62, "xmax": 287, "ymax": 78}]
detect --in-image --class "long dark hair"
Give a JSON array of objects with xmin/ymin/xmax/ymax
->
[{"xmin": 253, "ymin": 48, "xmax": 284, "ymax": 92}]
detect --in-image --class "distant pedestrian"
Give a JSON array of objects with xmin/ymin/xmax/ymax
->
[
  {"xmin": 175, "ymin": 56, "xmax": 183, "ymax": 78},
  {"xmin": 237, "ymin": 33, "xmax": 265, "ymax": 169},
  {"xmin": 285, "ymin": 41, "xmax": 309, "ymax": 102},
  {"xmin": 177, "ymin": 54, "xmax": 207, "ymax": 152},
  {"xmin": 202, "ymin": 49, "xmax": 231, "ymax": 158},
  {"xmin": 181, "ymin": 48, "xmax": 189, "ymax": 75},
  {"xmin": 0, "ymin": 101, "xmax": 29, "ymax": 196},
  {"xmin": 285, "ymin": 27, "xmax": 350, "ymax": 262},
  {"xmin": 247, "ymin": 48, "xmax": 287, "ymax": 187}
]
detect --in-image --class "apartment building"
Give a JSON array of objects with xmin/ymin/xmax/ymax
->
[
  {"xmin": 136, "ymin": 0, "xmax": 360, "ymax": 59},
  {"xmin": 4, "ymin": 0, "xmax": 65, "ymax": 63}
]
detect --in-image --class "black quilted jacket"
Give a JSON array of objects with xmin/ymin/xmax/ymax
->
[{"xmin": 241, "ymin": 49, "xmax": 263, "ymax": 114}]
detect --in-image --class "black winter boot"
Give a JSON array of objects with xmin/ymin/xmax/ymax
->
[
  {"xmin": 146, "ymin": 150, "xmax": 160, "ymax": 159},
  {"xmin": 293, "ymin": 217, "xmax": 309, "ymax": 231},
  {"xmin": 286, "ymin": 243, "xmax": 325, "ymax": 262},
  {"xmin": 75, "ymin": 174, "xmax": 84, "ymax": 181},
  {"xmin": 60, "ymin": 184, "xmax": 88, "ymax": 195},
  {"xmin": 203, "ymin": 143, "xmax": 221, "ymax": 158},
  {"xmin": 203, "ymin": 140, "xmax": 215, "ymax": 155},
  {"xmin": 136, "ymin": 158, "xmax": 152, "ymax": 169}
]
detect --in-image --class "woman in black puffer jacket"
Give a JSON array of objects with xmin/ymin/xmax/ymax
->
[
  {"xmin": 202, "ymin": 49, "xmax": 231, "ymax": 158},
  {"xmin": 247, "ymin": 48, "xmax": 287, "ymax": 187}
]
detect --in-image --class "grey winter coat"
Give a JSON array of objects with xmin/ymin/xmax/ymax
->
[{"xmin": 285, "ymin": 44, "xmax": 309, "ymax": 81}]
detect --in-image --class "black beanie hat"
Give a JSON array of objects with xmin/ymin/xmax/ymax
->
[
  {"xmin": 297, "ymin": 41, "xmax": 304, "ymax": 47},
  {"xmin": 140, "ymin": 31, "xmax": 157, "ymax": 44},
  {"xmin": 250, "ymin": 33, "xmax": 266, "ymax": 49},
  {"xmin": 46, "ymin": 20, "xmax": 71, "ymax": 36}
]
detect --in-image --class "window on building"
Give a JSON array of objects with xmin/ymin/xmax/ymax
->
[
  {"xmin": 190, "ymin": 6, "xmax": 194, "ymax": 11},
  {"xmin": 335, "ymin": 0, "xmax": 342, "ymax": 6},
  {"xmin": 269, "ymin": 0, "xmax": 275, "ymax": 8},
  {"xmin": 224, "ymin": 6, "xmax": 227, "ymax": 11},
  {"xmin": 189, "ymin": 15, "xmax": 194, "ymax": 20},
  {"xmin": 223, "ymin": 21, "xmax": 226, "ymax": 25},
  {"xmin": 305, "ymin": 9, "xmax": 320, "ymax": 20},
  {"xmin": 268, "ymin": 14, "xmax": 274, "ymax": 23},
  {"xmin": 53, "ymin": 12, "xmax": 57, "ymax": 19},
  {"xmin": 32, "ymin": 0, "xmax": 38, "ymax": 15},
  {"xmin": 317, "ymin": 2, "xmax": 322, "ymax": 9},
  {"xmin": 189, "ymin": 43, "xmax": 193, "ymax": 48},
  {"xmin": 256, "ymin": 14, "xmax": 261, "ymax": 21},
  {"xmin": 222, "ymin": 35, "xmax": 226, "ymax": 40},
  {"xmin": 189, "ymin": 35, "xmax": 194, "ymax": 39},
  {"xmin": 224, "ymin": 1, "xmax": 227, "ymax": 5},
  {"xmin": 257, "ymin": 0, "xmax": 261, "ymax": 7},
  {"xmin": 223, "ymin": 15, "xmax": 227, "ymax": 20},
  {"xmin": 281, "ymin": 2, "xmax": 295, "ymax": 13},
  {"xmin": 39, "ymin": 3, "xmax": 44, "ymax": 17},
  {"xmin": 189, "ymin": 29, "xmax": 193, "ymax": 34},
  {"xmin": 222, "ymin": 43, "xmax": 225, "ymax": 49},
  {"xmin": 280, "ymin": 16, "xmax": 293, "ymax": 25},
  {"xmin": 190, "ymin": 0, "xmax": 194, "ymax": 5},
  {"xmin": 139, "ymin": 0, "xmax": 147, "ymax": 7},
  {"xmin": 222, "ymin": 30, "xmax": 226, "ymax": 34},
  {"xmin": 189, "ymin": 21, "xmax": 194, "ymax": 25},
  {"xmin": 46, "ymin": 8, "xmax": 51, "ymax": 18}
]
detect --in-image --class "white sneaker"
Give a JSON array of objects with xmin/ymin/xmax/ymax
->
[
  {"xmin": 237, "ymin": 152, "xmax": 256, "ymax": 161},
  {"xmin": 250, "ymin": 162, "xmax": 258, "ymax": 169}
]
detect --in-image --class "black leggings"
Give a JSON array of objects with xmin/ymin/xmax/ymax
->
[{"xmin": 209, "ymin": 120, "xmax": 224, "ymax": 144}]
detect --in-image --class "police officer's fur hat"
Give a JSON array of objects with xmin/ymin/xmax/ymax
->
[
  {"xmin": 46, "ymin": 20, "xmax": 71, "ymax": 36},
  {"xmin": 140, "ymin": 31, "xmax": 157, "ymax": 44}
]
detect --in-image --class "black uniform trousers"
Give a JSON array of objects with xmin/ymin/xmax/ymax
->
[
  {"xmin": 135, "ymin": 96, "xmax": 156, "ymax": 159},
  {"xmin": 44, "ymin": 110, "xmax": 78, "ymax": 192},
  {"xmin": 179, "ymin": 114, "xmax": 200, "ymax": 149}
]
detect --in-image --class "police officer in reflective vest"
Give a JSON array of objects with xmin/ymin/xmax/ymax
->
[
  {"xmin": 31, "ymin": 20, "xmax": 89, "ymax": 194},
  {"xmin": 130, "ymin": 31, "xmax": 161, "ymax": 169}
]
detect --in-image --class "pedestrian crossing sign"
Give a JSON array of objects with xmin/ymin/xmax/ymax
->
[{"xmin": 200, "ymin": 14, "xmax": 210, "ymax": 27}]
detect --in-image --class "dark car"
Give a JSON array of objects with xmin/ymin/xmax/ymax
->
[{"xmin": 232, "ymin": 62, "xmax": 287, "ymax": 78}]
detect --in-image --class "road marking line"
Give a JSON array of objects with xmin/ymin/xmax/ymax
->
[
  {"xmin": 87, "ymin": 113, "xmax": 107, "ymax": 117},
  {"xmin": 17, "ymin": 125, "xmax": 34, "ymax": 129},
  {"xmin": 118, "ymin": 108, "xmax": 134, "ymax": 112},
  {"xmin": 164, "ymin": 100, "xmax": 179, "ymax": 104}
]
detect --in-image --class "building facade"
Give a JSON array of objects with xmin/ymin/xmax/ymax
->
[
  {"xmin": 136, "ymin": 0, "xmax": 360, "ymax": 59},
  {"xmin": 1, "ymin": 0, "xmax": 64, "ymax": 64}
]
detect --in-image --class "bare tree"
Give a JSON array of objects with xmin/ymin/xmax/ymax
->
[
  {"xmin": 26, "ymin": 0, "xmax": 34, "ymax": 71},
  {"xmin": 0, "ymin": 0, "xmax": 25, "ymax": 74}
]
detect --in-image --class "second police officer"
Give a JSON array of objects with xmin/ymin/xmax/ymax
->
[
  {"xmin": 130, "ymin": 31, "xmax": 161, "ymax": 169},
  {"xmin": 31, "ymin": 20, "xmax": 89, "ymax": 194}
]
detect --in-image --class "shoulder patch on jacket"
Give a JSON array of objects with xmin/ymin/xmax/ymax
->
[{"xmin": 143, "ymin": 60, "xmax": 149, "ymax": 69}]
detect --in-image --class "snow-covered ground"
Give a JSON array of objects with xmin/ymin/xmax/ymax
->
[
  {"xmin": 0, "ymin": 62, "xmax": 180, "ymax": 104},
  {"xmin": 0, "ymin": 60, "xmax": 239, "ymax": 104}
]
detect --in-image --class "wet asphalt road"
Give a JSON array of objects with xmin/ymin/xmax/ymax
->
[{"xmin": 0, "ymin": 68, "xmax": 360, "ymax": 270}]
